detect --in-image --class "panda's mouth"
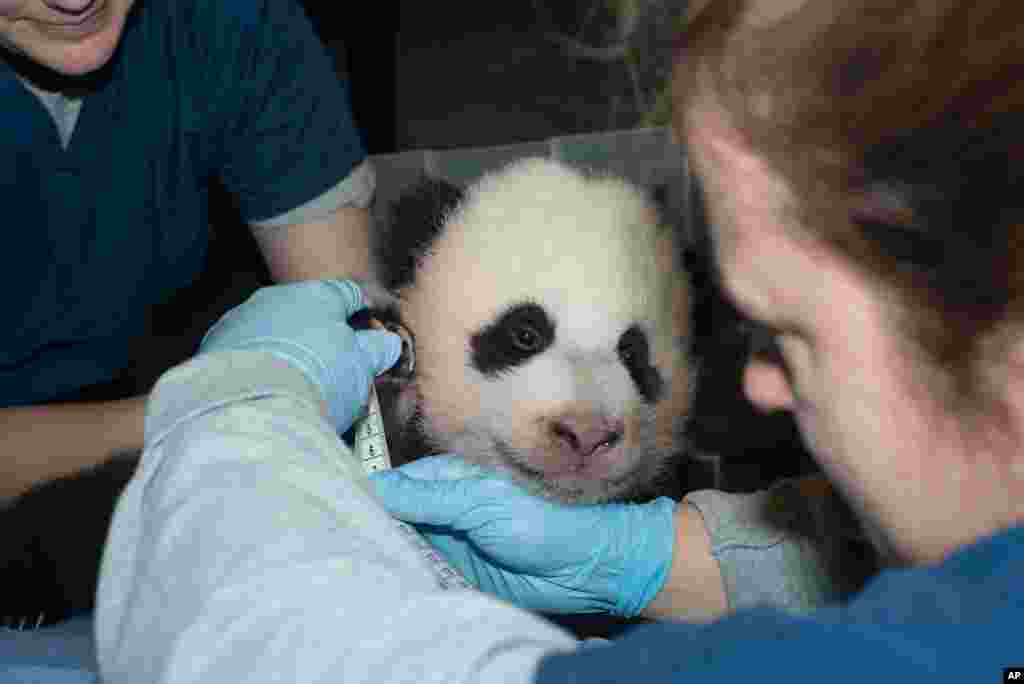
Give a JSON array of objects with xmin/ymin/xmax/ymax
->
[
  {"xmin": 493, "ymin": 438, "xmax": 636, "ymax": 501},
  {"xmin": 557, "ymin": 442, "xmax": 622, "ymax": 478}
]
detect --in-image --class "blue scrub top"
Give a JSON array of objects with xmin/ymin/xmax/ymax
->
[
  {"xmin": 1, "ymin": 0, "xmax": 365, "ymax": 406},
  {"xmin": 537, "ymin": 522, "xmax": 1024, "ymax": 682}
]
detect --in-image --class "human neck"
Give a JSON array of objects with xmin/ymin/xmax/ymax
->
[{"xmin": 2, "ymin": 44, "xmax": 107, "ymax": 96}]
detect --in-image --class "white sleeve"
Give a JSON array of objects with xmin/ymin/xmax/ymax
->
[{"xmin": 94, "ymin": 350, "xmax": 577, "ymax": 684}]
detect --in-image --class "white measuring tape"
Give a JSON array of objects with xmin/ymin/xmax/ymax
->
[{"xmin": 354, "ymin": 385, "xmax": 473, "ymax": 591}]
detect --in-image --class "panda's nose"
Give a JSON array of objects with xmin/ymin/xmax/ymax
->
[{"xmin": 551, "ymin": 416, "xmax": 624, "ymax": 458}]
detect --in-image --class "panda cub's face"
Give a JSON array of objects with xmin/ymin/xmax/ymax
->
[{"xmin": 393, "ymin": 158, "xmax": 693, "ymax": 504}]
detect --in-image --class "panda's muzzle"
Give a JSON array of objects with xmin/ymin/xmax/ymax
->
[{"xmin": 550, "ymin": 417, "xmax": 624, "ymax": 460}]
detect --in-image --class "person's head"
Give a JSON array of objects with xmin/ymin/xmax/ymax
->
[
  {"xmin": 0, "ymin": 0, "xmax": 135, "ymax": 77},
  {"xmin": 673, "ymin": 0, "xmax": 1024, "ymax": 564}
]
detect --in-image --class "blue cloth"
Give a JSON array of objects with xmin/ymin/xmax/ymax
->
[
  {"xmin": 0, "ymin": 0, "xmax": 365, "ymax": 406},
  {"xmin": 0, "ymin": 616, "xmax": 97, "ymax": 684},
  {"xmin": 535, "ymin": 522, "xmax": 1024, "ymax": 682}
]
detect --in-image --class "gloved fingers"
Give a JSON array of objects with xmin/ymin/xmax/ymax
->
[
  {"xmin": 368, "ymin": 468, "xmax": 494, "ymax": 528},
  {"xmin": 199, "ymin": 301, "xmax": 250, "ymax": 351},
  {"xmin": 353, "ymin": 329, "xmax": 403, "ymax": 377},
  {"xmin": 216, "ymin": 280, "xmax": 366, "ymax": 327},
  {"xmin": 412, "ymin": 528, "xmax": 545, "ymax": 600},
  {"xmin": 201, "ymin": 280, "xmax": 364, "ymax": 352},
  {"xmin": 384, "ymin": 453, "xmax": 491, "ymax": 481},
  {"xmin": 248, "ymin": 279, "xmax": 369, "ymax": 322},
  {"xmin": 317, "ymin": 279, "xmax": 373, "ymax": 320},
  {"xmin": 351, "ymin": 279, "xmax": 400, "ymax": 311}
]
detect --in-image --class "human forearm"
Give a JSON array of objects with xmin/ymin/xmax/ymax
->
[
  {"xmin": 643, "ymin": 475, "xmax": 876, "ymax": 621},
  {"xmin": 0, "ymin": 396, "xmax": 146, "ymax": 501},
  {"xmin": 642, "ymin": 502, "xmax": 728, "ymax": 620},
  {"xmin": 254, "ymin": 206, "xmax": 378, "ymax": 284},
  {"xmin": 653, "ymin": 479, "xmax": 871, "ymax": 620}
]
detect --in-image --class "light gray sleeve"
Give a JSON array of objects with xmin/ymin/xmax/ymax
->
[
  {"xmin": 94, "ymin": 350, "xmax": 578, "ymax": 684},
  {"xmin": 684, "ymin": 478, "xmax": 875, "ymax": 615},
  {"xmin": 248, "ymin": 157, "xmax": 376, "ymax": 231}
]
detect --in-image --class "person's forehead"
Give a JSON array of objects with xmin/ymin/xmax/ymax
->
[{"xmin": 683, "ymin": 106, "xmax": 813, "ymax": 313}]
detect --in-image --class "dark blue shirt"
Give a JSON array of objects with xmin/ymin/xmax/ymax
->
[
  {"xmin": 536, "ymin": 522, "xmax": 1024, "ymax": 682},
  {"xmin": 1, "ymin": 0, "xmax": 365, "ymax": 406}
]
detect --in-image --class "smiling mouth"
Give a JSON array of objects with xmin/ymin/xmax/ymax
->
[{"xmin": 39, "ymin": 0, "xmax": 106, "ymax": 32}]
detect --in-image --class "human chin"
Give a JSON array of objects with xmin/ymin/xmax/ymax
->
[{"xmin": 6, "ymin": 0, "xmax": 129, "ymax": 76}]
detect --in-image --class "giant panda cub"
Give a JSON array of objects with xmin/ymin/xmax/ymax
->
[
  {"xmin": 353, "ymin": 157, "xmax": 694, "ymax": 503},
  {"xmin": 0, "ymin": 156, "xmax": 694, "ymax": 627}
]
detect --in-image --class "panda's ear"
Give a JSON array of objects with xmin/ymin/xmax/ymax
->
[{"xmin": 375, "ymin": 176, "xmax": 465, "ymax": 292}]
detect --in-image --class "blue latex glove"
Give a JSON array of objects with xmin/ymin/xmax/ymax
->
[
  {"xmin": 368, "ymin": 454, "xmax": 678, "ymax": 617},
  {"xmin": 200, "ymin": 279, "xmax": 402, "ymax": 434}
]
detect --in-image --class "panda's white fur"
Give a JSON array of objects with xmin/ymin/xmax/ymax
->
[{"xmin": 383, "ymin": 157, "xmax": 693, "ymax": 503}]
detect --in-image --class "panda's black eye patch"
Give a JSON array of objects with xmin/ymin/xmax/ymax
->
[
  {"xmin": 470, "ymin": 302, "xmax": 555, "ymax": 377},
  {"xmin": 618, "ymin": 325, "xmax": 663, "ymax": 402}
]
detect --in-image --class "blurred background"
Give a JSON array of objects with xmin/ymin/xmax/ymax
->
[{"xmin": 318, "ymin": 0, "xmax": 682, "ymax": 153}]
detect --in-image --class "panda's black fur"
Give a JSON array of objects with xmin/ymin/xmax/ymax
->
[
  {"xmin": 375, "ymin": 177, "xmax": 466, "ymax": 293},
  {"xmin": 1, "ymin": 453, "xmax": 137, "ymax": 628}
]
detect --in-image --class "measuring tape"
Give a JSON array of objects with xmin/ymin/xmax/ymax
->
[{"xmin": 354, "ymin": 385, "xmax": 473, "ymax": 591}]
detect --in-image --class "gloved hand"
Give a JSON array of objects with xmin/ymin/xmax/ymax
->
[
  {"xmin": 200, "ymin": 279, "xmax": 402, "ymax": 434},
  {"xmin": 368, "ymin": 454, "xmax": 677, "ymax": 618}
]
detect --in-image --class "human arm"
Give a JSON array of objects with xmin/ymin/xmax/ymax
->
[
  {"xmin": 254, "ymin": 204, "xmax": 375, "ymax": 283},
  {"xmin": 94, "ymin": 281, "xmax": 577, "ymax": 683},
  {"xmin": 0, "ymin": 190, "xmax": 377, "ymax": 504},
  {"xmin": 0, "ymin": 195, "xmax": 378, "ymax": 503},
  {"xmin": 369, "ymin": 458, "xmax": 871, "ymax": 620},
  {"xmin": 641, "ymin": 502, "xmax": 727, "ymax": 619},
  {"xmin": 195, "ymin": 0, "xmax": 381, "ymax": 288},
  {"xmin": 0, "ymin": 397, "xmax": 145, "ymax": 503},
  {"xmin": 0, "ymin": 194, "xmax": 376, "ymax": 504},
  {"xmin": 249, "ymin": 159, "xmax": 382, "ymax": 286}
]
